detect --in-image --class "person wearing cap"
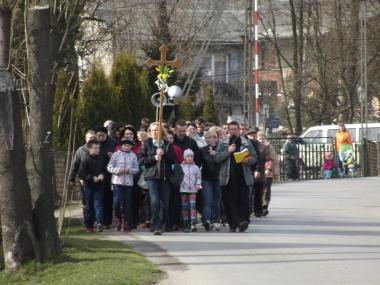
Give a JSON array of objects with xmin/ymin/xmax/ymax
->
[
  {"xmin": 68, "ymin": 130, "xmax": 97, "ymax": 224},
  {"xmin": 215, "ymin": 121, "xmax": 258, "ymax": 233},
  {"xmin": 107, "ymin": 139, "xmax": 139, "ymax": 232},
  {"xmin": 180, "ymin": 149, "xmax": 202, "ymax": 232},
  {"xmin": 95, "ymin": 126, "xmax": 118, "ymax": 229}
]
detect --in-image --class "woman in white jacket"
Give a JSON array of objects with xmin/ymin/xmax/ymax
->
[{"xmin": 107, "ymin": 139, "xmax": 139, "ymax": 232}]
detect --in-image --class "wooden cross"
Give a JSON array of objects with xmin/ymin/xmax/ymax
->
[
  {"xmin": 144, "ymin": 44, "xmax": 181, "ymax": 148},
  {"xmin": 144, "ymin": 44, "xmax": 182, "ymax": 69}
]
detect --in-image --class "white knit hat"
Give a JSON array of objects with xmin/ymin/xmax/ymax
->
[{"xmin": 183, "ymin": 149, "xmax": 194, "ymax": 158}]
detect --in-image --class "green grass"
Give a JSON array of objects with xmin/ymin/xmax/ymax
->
[{"xmin": 0, "ymin": 220, "xmax": 164, "ymax": 285}]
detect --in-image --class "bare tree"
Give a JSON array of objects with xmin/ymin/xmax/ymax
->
[{"xmin": 0, "ymin": 2, "xmax": 41, "ymax": 271}]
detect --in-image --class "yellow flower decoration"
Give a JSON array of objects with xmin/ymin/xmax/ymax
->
[{"xmin": 156, "ymin": 64, "xmax": 174, "ymax": 85}]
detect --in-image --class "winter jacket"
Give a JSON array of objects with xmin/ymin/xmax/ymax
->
[
  {"xmin": 138, "ymin": 138, "xmax": 176, "ymax": 181},
  {"xmin": 335, "ymin": 131, "xmax": 352, "ymax": 152},
  {"xmin": 200, "ymin": 145, "xmax": 220, "ymax": 181},
  {"xmin": 107, "ymin": 150, "xmax": 139, "ymax": 186},
  {"xmin": 68, "ymin": 144, "xmax": 88, "ymax": 182},
  {"xmin": 180, "ymin": 163, "xmax": 202, "ymax": 193},
  {"xmin": 174, "ymin": 135, "xmax": 201, "ymax": 166},
  {"xmin": 215, "ymin": 136, "xmax": 258, "ymax": 186},
  {"xmin": 283, "ymin": 140, "xmax": 299, "ymax": 160},
  {"xmin": 262, "ymin": 141, "xmax": 277, "ymax": 178},
  {"xmin": 323, "ymin": 159, "xmax": 336, "ymax": 171},
  {"xmin": 78, "ymin": 153, "xmax": 108, "ymax": 188}
]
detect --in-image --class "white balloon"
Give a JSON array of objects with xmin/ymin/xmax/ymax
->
[{"xmin": 167, "ymin": 85, "xmax": 183, "ymax": 99}]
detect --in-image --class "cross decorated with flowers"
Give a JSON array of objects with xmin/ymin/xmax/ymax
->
[{"xmin": 144, "ymin": 44, "xmax": 182, "ymax": 145}]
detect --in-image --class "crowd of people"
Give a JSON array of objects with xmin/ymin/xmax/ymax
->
[{"xmin": 68, "ymin": 117, "xmax": 278, "ymax": 235}]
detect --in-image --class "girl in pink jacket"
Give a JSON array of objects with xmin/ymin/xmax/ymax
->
[{"xmin": 180, "ymin": 149, "xmax": 202, "ymax": 232}]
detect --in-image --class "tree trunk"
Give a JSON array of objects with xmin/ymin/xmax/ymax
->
[
  {"xmin": 0, "ymin": 9, "xmax": 41, "ymax": 271},
  {"xmin": 26, "ymin": 6, "xmax": 60, "ymax": 261}
]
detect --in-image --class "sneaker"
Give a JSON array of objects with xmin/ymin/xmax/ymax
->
[
  {"xmin": 212, "ymin": 223, "xmax": 221, "ymax": 232},
  {"xmin": 96, "ymin": 223, "xmax": 103, "ymax": 233},
  {"xmin": 191, "ymin": 224, "xmax": 197, "ymax": 232},
  {"xmin": 238, "ymin": 221, "xmax": 249, "ymax": 232},
  {"xmin": 229, "ymin": 227, "xmax": 237, "ymax": 233},
  {"xmin": 153, "ymin": 230, "xmax": 162, "ymax": 235},
  {"xmin": 262, "ymin": 209, "xmax": 269, "ymax": 217},
  {"xmin": 204, "ymin": 220, "xmax": 211, "ymax": 231},
  {"xmin": 86, "ymin": 227, "xmax": 94, "ymax": 233}
]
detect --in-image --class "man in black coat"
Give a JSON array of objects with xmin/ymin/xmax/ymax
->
[
  {"xmin": 68, "ymin": 130, "xmax": 97, "ymax": 219},
  {"xmin": 95, "ymin": 126, "xmax": 117, "ymax": 229}
]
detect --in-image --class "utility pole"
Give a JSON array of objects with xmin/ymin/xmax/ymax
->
[
  {"xmin": 360, "ymin": 0, "xmax": 368, "ymax": 140},
  {"xmin": 247, "ymin": 0, "xmax": 254, "ymax": 127},
  {"xmin": 254, "ymin": 0, "xmax": 260, "ymax": 127}
]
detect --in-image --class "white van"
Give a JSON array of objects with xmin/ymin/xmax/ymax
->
[{"xmin": 300, "ymin": 123, "xmax": 380, "ymax": 143}]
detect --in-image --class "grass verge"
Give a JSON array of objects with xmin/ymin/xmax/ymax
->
[{"xmin": 0, "ymin": 219, "xmax": 164, "ymax": 285}]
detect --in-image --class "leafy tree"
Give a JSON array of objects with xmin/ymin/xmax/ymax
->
[
  {"xmin": 203, "ymin": 85, "xmax": 219, "ymax": 124},
  {"xmin": 76, "ymin": 64, "xmax": 113, "ymax": 136}
]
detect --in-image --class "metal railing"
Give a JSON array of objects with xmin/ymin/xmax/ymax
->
[{"xmin": 267, "ymin": 137, "xmax": 364, "ymax": 180}]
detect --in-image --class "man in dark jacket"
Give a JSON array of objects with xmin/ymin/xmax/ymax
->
[
  {"xmin": 215, "ymin": 122, "xmax": 258, "ymax": 233},
  {"xmin": 78, "ymin": 140, "xmax": 107, "ymax": 233},
  {"xmin": 68, "ymin": 130, "xmax": 97, "ymax": 219},
  {"xmin": 95, "ymin": 126, "xmax": 117, "ymax": 229}
]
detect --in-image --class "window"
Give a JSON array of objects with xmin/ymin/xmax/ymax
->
[
  {"xmin": 327, "ymin": 129, "xmax": 338, "ymax": 138},
  {"xmin": 347, "ymin": 128, "xmax": 356, "ymax": 142},
  {"xmin": 303, "ymin": 130, "xmax": 322, "ymax": 143},
  {"xmin": 367, "ymin": 127, "xmax": 380, "ymax": 141}
]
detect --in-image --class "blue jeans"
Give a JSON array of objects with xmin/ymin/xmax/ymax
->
[
  {"xmin": 147, "ymin": 180, "xmax": 171, "ymax": 230},
  {"xmin": 113, "ymin": 185, "xmax": 133, "ymax": 222},
  {"xmin": 323, "ymin": 170, "xmax": 333, "ymax": 179},
  {"xmin": 84, "ymin": 184, "xmax": 105, "ymax": 228},
  {"xmin": 201, "ymin": 180, "xmax": 221, "ymax": 223}
]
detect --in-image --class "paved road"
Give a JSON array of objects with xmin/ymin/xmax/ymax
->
[{"xmin": 106, "ymin": 178, "xmax": 380, "ymax": 285}]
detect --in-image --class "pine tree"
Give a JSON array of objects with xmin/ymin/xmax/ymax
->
[
  {"xmin": 109, "ymin": 51, "xmax": 153, "ymax": 126},
  {"xmin": 76, "ymin": 63, "xmax": 113, "ymax": 135},
  {"xmin": 203, "ymin": 85, "xmax": 219, "ymax": 124},
  {"xmin": 178, "ymin": 95, "xmax": 195, "ymax": 121}
]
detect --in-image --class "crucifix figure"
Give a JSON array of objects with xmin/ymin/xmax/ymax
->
[{"xmin": 144, "ymin": 44, "xmax": 181, "ymax": 147}]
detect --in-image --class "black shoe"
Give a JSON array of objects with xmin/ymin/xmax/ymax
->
[
  {"xmin": 262, "ymin": 209, "xmax": 269, "ymax": 216},
  {"xmin": 204, "ymin": 220, "xmax": 211, "ymax": 231},
  {"xmin": 254, "ymin": 212, "xmax": 262, "ymax": 218},
  {"xmin": 238, "ymin": 221, "xmax": 249, "ymax": 232}
]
